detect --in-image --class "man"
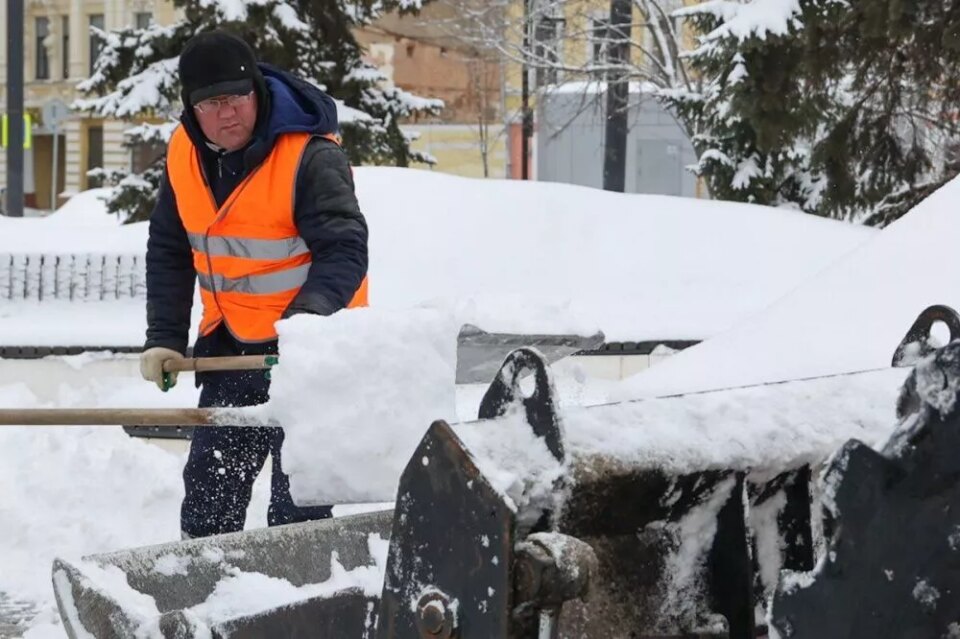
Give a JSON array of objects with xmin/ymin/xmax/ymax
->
[{"xmin": 139, "ymin": 30, "xmax": 369, "ymax": 539}]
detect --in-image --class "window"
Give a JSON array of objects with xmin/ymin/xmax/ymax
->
[
  {"xmin": 62, "ymin": 16, "xmax": 69, "ymax": 79},
  {"xmin": 86, "ymin": 126, "xmax": 104, "ymax": 188},
  {"xmin": 89, "ymin": 14, "xmax": 104, "ymax": 75},
  {"xmin": 534, "ymin": 17, "xmax": 562, "ymax": 87},
  {"xmin": 134, "ymin": 12, "xmax": 152, "ymax": 29},
  {"xmin": 590, "ymin": 14, "xmax": 611, "ymax": 74},
  {"xmin": 36, "ymin": 17, "xmax": 50, "ymax": 80}
]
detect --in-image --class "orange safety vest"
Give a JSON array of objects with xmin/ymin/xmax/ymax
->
[{"xmin": 166, "ymin": 126, "xmax": 368, "ymax": 343}]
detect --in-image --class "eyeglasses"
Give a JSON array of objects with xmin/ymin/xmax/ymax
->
[{"xmin": 193, "ymin": 92, "xmax": 254, "ymax": 114}]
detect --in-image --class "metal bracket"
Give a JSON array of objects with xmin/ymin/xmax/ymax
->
[
  {"xmin": 773, "ymin": 340, "xmax": 960, "ymax": 637},
  {"xmin": 477, "ymin": 348, "xmax": 565, "ymax": 463},
  {"xmin": 892, "ymin": 304, "xmax": 960, "ymax": 367},
  {"xmin": 378, "ymin": 420, "xmax": 515, "ymax": 639}
]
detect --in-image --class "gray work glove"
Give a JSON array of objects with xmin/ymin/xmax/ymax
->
[{"xmin": 140, "ymin": 347, "xmax": 185, "ymax": 392}]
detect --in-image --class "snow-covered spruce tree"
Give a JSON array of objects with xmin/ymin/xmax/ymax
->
[
  {"xmin": 668, "ymin": 0, "xmax": 960, "ymax": 225},
  {"xmin": 76, "ymin": 0, "xmax": 443, "ymax": 223}
]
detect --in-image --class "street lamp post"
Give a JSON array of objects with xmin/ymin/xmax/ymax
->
[
  {"xmin": 602, "ymin": 0, "xmax": 632, "ymax": 193},
  {"xmin": 521, "ymin": 0, "xmax": 532, "ymax": 180},
  {"xmin": 6, "ymin": 0, "xmax": 25, "ymax": 217}
]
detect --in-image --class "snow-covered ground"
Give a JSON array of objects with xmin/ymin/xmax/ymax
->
[
  {"xmin": 0, "ymin": 168, "xmax": 928, "ymax": 637},
  {"xmin": 0, "ymin": 167, "xmax": 873, "ymax": 346},
  {"xmin": 617, "ymin": 174, "xmax": 960, "ymax": 399}
]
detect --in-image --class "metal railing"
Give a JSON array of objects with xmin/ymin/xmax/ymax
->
[{"xmin": 0, "ymin": 253, "xmax": 146, "ymax": 301}]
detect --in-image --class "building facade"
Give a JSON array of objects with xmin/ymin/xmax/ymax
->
[
  {"xmin": 499, "ymin": 0, "xmax": 704, "ymax": 188},
  {"xmin": 0, "ymin": 0, "xmax": 706, "ymax": 210},
  {"xmin": 357, "ymin": 4, "xmax": 510, "ymax": 178},
  {"xmin": 0, "ymin": 0, "xmax": 178, "ymax": 210}
]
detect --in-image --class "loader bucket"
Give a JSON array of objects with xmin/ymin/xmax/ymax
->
[
  {"xmin": 49, "ymin": 349, "xmax": 866, "ymax": 638},
  {"xmin": 51, "ymin": 305, "xmax": 957, "ymax": 638},
  {"xmin": 52, "ymin": 510, "xmax": 392, "ymax": 638}
]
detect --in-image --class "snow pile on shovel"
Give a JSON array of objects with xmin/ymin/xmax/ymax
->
[{"xmin": 262, "ymin": 307, "xmax": 460, "ymax": 506}]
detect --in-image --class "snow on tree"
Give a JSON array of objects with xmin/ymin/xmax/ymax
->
[
  {"xmin": 446, "ymin": 0, "xmax": 960, "ymax": 223},
  {"xmin": 669, "ymin": 0, "xmax": 960, "ymax": 225},
  {"xmin": 430, "ymin": 0, "xmax": 706, "ymax": 188},
  {"xmin": 76, "ymin": 0, "xmax": 443, "ymax": 223}
]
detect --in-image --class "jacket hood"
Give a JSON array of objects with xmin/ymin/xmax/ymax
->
[{"xmin": 259, "ymin": 63, "xmax": 338, "ymax": 139}]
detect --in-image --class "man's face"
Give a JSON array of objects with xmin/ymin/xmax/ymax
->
[{"xmin": 193, "ymin": 91, "xmax": 258, "ymax": 152}]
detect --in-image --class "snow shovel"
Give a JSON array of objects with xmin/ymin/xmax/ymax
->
[
  {"xmin": 0, "ymin": 355, "xmax": 274, "ymax": 427},
  {"xmin": 0, "ymin": 325, "xmax": 605, "ymax": 428},
  {"xmin": 157, "ymin": 324, "xmax": 606, "ymax": 386}
]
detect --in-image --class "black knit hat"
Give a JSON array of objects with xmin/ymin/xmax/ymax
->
[{"xmin": 179, "ymin": 30, "xmax": 264, "ymax": 107}]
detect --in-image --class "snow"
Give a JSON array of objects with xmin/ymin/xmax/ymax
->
[
  {"xmin": 62, "ymin": 562, "xmax": 163, "ymax": 634},
  {"xmin": 335, "ymin": 99, "xmax": 374, "ymax": 123},
  {"xmin": 0, "ymin": 165, "xmax": 920, "ymax": 637},
  {"xmin": 0, "ymin": 343, "xmax": 621, "ymax": 637},
  {"xmin": 0, "ymin": 423, "xmax": 185, "ymax": 606},
  {"xmin": 457, "ymin": 412, "xmax": 567, "ymax": 529},
  {"xmin": 42, "ymin": 189, "xmax": 118, "ymax": 227},
  {"xmin": 566, "ymin": 368, "xmax": 907, "ymax": 479},
  {"xmin": 45, "ymin": 531, "xmax": 388, "ymax": 637},
  {"xmin": 187, "ymin": 533, "xmax": 387, "ymax": 628},
  {"xmin": 912, "ymin": 579, "xmax": 940, "ymax": 612},
  {"xmin": 0, "ymin": 209, "xmax": 144, "ymax": 254},
  {"xmin": 48, "ymin": 572, "xmax": 94, "ymax": 639},
  {"xmin": 152, "ymin": 554, "xmax": 191, "ymax": 576},
  {"xmin": 679, "ymin": 0, "xmax": 802, "ymax": 44},
  {"xmin": 0, "ymin": 167, "xmax": 872, "ymax": 344},
  {"xmin": 358, "ymin": 168, "xmax": 870, "ymax": 341},
  {"xmin": 264, "ymin": 308, "xmax": 459, "ymax": 505},
  {"xmin": 0, "ymin": 302, "xmax": 164, "ymax": 346},
  {"xmin": 0, "ymin": 376, "xmax": 266, "ymax": 637},
  {"xmin": 904, "ymin": 348, "xmax": 960, "ymax": 419},
  {"xmin": 654, "ymin": 476, "xmax": 736, "ymax": 632},
  {"xmin": 77, "ymin": 57, "xmax": 181, "ymax": 120},
  {"xmin": 949, "ymin": 527, "xmax": 960, "ymax": 552},
  {"xmin": 246, "ymin": 344, "xmax": 906, "ymax": 506},
  {"xmin": 548, "ymin": 80, "xmax": 661, "ymax": 95},
  {"xmin": 750, "ymin": 488, "xmax": 788, "ymax": 599},
  {"xmin": 617, "ymin": 175, "xmax": 960, "ymax": 399}
]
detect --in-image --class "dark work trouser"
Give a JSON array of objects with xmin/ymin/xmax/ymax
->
[{"xmin": 179, "ymin": 328, "xmax": 332, "ymax": 538}]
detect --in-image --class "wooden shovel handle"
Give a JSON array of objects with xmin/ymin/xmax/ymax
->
[
  {"xmin": 0, "ymin": 408, "xmax": 220, "ymax": 426},
  {"xmin": 162, "ymin": 355, "xmax": 277, "ymax": 373}
]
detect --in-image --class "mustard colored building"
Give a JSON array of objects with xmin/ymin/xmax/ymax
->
[
  {"xmin": 357, "ymin": 5, "xmax": 510, "ymax": 179},
  {"xmin": 0, "ymin": 0, "xmax": 179, "ymax": 211}
]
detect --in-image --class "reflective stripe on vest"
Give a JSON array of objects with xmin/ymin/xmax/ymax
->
[
  {"xmin": 197, "ymin": 263, "xmax": 311, "ymax": 295},
  {"xmin": 166, "ymin": 126, "xmax": 367, "ymax": 343},
  {"xmin": 186, "ymin": 233, "xmax": 310, "ymax": 261}
]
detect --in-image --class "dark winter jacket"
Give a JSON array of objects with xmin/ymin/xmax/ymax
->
[{"xmin": 144, "ymin": 63, "xmax": 368, "ymax": 397}]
